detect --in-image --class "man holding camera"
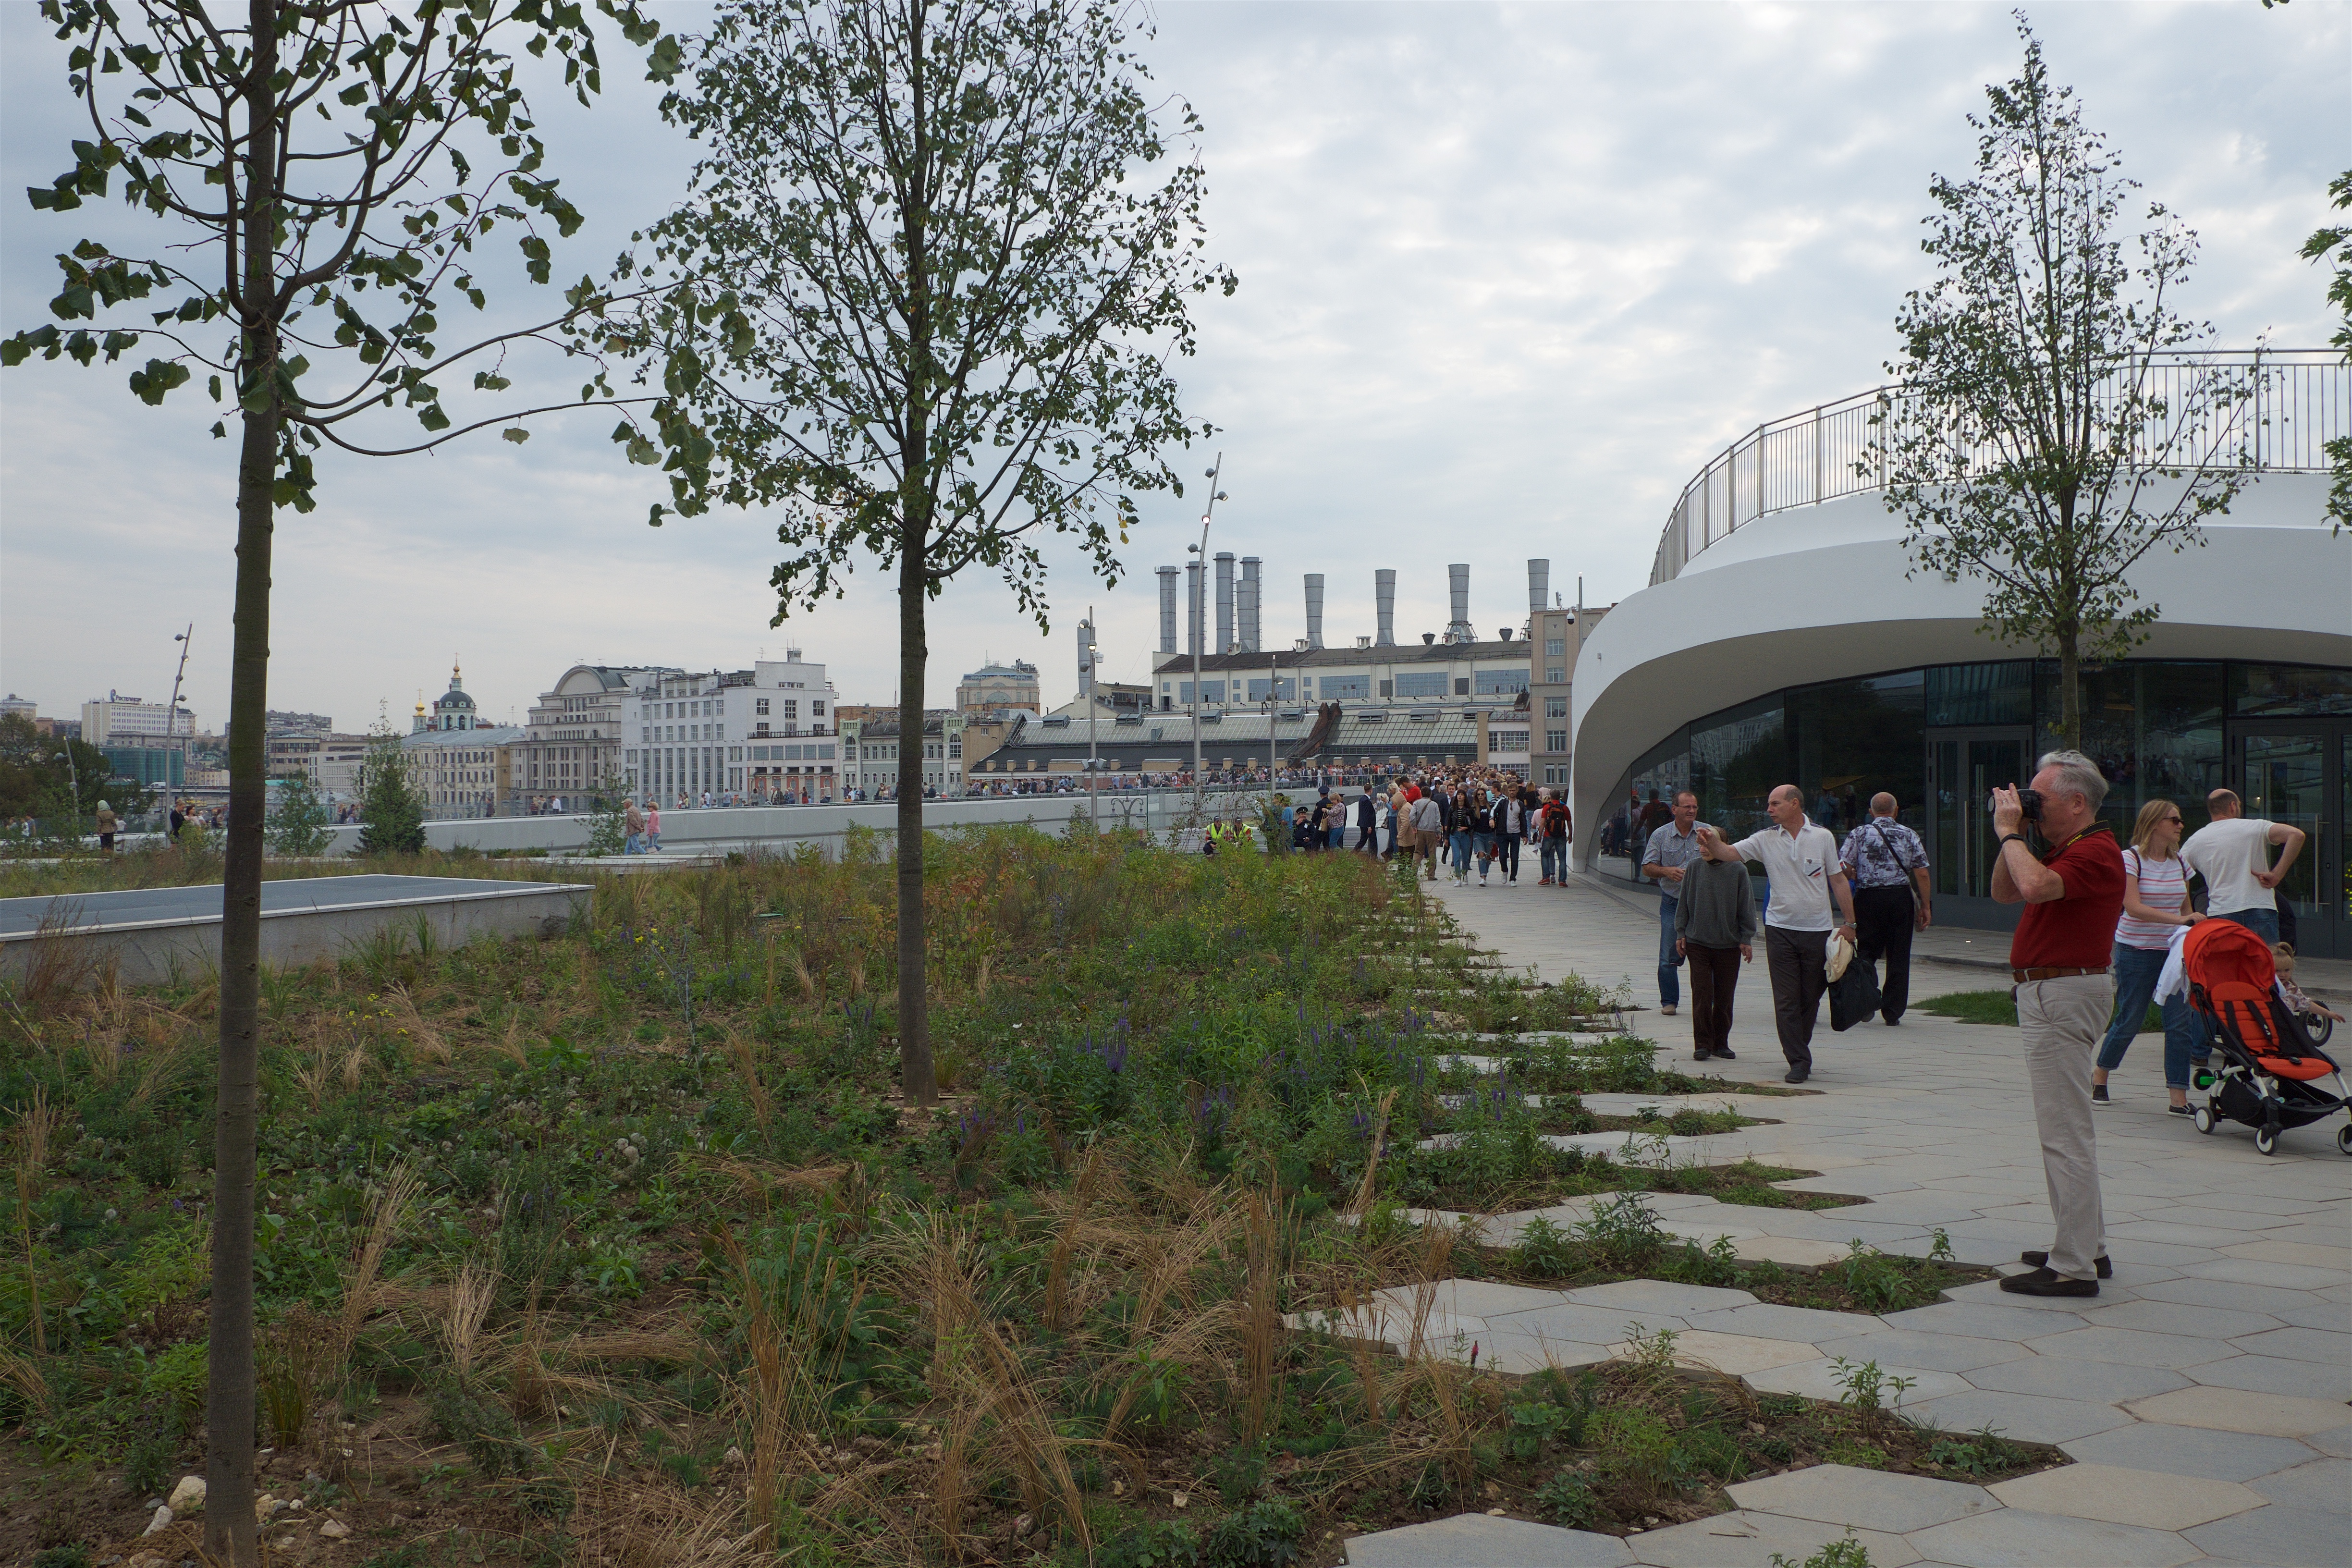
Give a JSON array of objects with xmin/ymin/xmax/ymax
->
[{"xmin": 1991, "ymin": 749, "xmax": 2126, "ymax": 1298}]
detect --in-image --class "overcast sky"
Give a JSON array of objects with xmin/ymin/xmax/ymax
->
[{"xmin": 1, "ymin": 1, "xmax": 2342, "ymax": 732}]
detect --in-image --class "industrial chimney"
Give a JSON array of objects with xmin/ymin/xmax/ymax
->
[
  {"xmin": 1375, "ymin": 569, "xmax": 1396, "ymax": 647},
  {"xmin": 1214, "ymin": 552, "xmax": 1236, "ymax": 654},
  {"xmin": 1239, "ymin": 557, "xmax": 1262, "ymax": 652},
  {"xmin": 1527, "ymin": 559, "xmax": 1550, "ymax": 618},
  {"xmin": 1185, "ymin": 561, "xmax": 1203, "ymax": 658},
  {"xmin": 1304, "ymin": 574, "xmax": 1325, "ymax": 649},
  {"xmin": 1157, "ymin": 567, "xmax": 1179, "ymax": 654},
  {"xmin": 1446, "ymin": 564, "xmax": 1474, "ymax": 644}
]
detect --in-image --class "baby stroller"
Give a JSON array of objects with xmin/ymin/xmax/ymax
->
[{"xmin": 2181, "ymin": 919, "xmax": 2352, "ymax": 1157}]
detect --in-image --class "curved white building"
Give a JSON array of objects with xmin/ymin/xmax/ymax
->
[{"xmin": 1572, "ymin": 357, "xmax": 2352, "ymax": 956}]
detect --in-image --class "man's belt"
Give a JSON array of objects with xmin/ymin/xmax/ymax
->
[{"xmin": 2012, "ymin": 966, "xmax": 2110, "ymax": 983}]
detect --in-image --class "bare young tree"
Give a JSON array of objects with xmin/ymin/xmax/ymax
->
[
  {"xmin": 1872, "ymin": 18, "xmax": 2260, "ymax": 750},
  {"xmin": 622, "ymin": 0, "xmax": 1232, "ymax": 1105},
  {"xmin": 2, "ymin": 3, "xmax": 688, "ymax": 1556}
]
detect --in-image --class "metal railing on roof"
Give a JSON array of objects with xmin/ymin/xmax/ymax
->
[{"xmin": 1648, "ymin": 350, "xmax": 2348, "ymax": 587}]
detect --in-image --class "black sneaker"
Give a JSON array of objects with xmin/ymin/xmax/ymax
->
[
  {"xmin": 1693, "ymin": 1049, "xmax": 1713, "ymax": 1061},
  {"xmin": 1784, "ymin": 1067, "xmax": 1809, "ymax": 1084},
  {"xmin": 2021, "ymin": 1250, "xmax": 2111, "ymax": 1278},
  {"xmin": 1714, "ymin": 1047, "xmax": 1737, "ymax": 1060},
  {"xmin": 2166, "ymin": 1103, "xmax": 2192, "ymax": 1117},
  {"xmin": 2000, "ymin": 1265, "xmax": 2098, "ymax": 1297},
  {"xmin": 2091, "ymin": 1083, "xmax": 2112, "ymax": 1107}
]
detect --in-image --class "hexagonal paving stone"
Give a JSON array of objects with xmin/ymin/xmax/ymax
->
[
  {"xmin": 1483, "ymin": 1302, "xmax": 1691, "ymax": 1346},
  {"xmin": 1728, "ymin": 1235, "xmax": 1853, "ymax": 1267},
  {"xmin": 2181, "ymin": 1504, "xmax": 2352, "ymax": 1568},
  {"xmin": 2188, "ymin": 1352, "xmax": 2352, "ymax": 1402},
  {"xmin": 2274, "ymin": 1299, "xmax": 2352, "ymax": 1333},
  {"xmin": 1558, "ymin": 1280, "xmax": 1755, "ymax": 1315},
  {"xmin": 1940, "ymin": 1278, "xmax": 2133, "ymax": 1313},
  {"xmin": 2302, "ymin": 1422, "xmax": 2352, "ymax": 1458},
  {"xmin": 1724, "ymin": 1464, "xmax": 1994, "ymax": 1533},
  {"xmin": 1379, "ymin": 1280, "xmax": 1575, "ymax": 1320},
  {"xmin": 1623, "ymin": 1510, "xmax": 1921, "ymax": 1568},
  {"xmin": 2075, "ymin": 1299, "xmax": 2283, "ymax": 1339},
  {"xmin": 1878, "ymin": 1302, "xmax": 2092, "ymax": 1340},
  {"xmin": 2249, "ymin": 1457, "xmax": 2352, "ymax": 1510},
  {"xmin": 1345, "ymin": 1513, "xmax": 1632, "ymax": 1567},
  {"xmin": 1743, "ymin": 1357, "xmax": 1970, "ymax": 1408},
  {"xmin": 1985, "ymin": 1463, "xmax": 2265, "ymax": 1531},
  {"xmin": 2121, "ymin": 1384, "xmax": 2352, "ymax": 1438},
  {"xmin": 1680, "ymin": 1303, "xmax": 1884, "ymax": 1343},
  {"xmin": 2061, "ymin": 1421, "xmax": 2323, "ymax": 1482},
  {"xmin": 1904, "ymin": 1507, "xmax": 2201, "ymax": 1568},
  {"xmin": 2183, "ymin": 1258, "xmax": 2344, "ymax": 1290},
  {"xmin": 1600, "ymin": 1329, "xmax": 1822, "ymax": 1377},
  {"xmin": 1810, "ymin": 1329, "xmax": 2032, "ymax": 1373},
  {"xmin": 1898, "ymin": 1388, "xmax": 2137, "ymax": 1446},
  {"xmin": 2021, "ymin": 1325, "xmax": 2235, "ymax": 1370},
  {"xmin": 2228, "ymin": 1325, "xmax": 2352, "ymax": 1365},
  {"xmin": 1958, "ymin": 1355, "xmax": 2189, "ymax": 1405}
]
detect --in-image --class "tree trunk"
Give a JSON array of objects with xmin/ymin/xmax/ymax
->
[
  {"xmin": 2056, "ymin": 631, "xmax": 2081, "ymax": 755},
  {"xmin": 206, "ymin": 4, "xmax": 276, "ymax": 1561},
  {"xmin": 895, "ymin": 519, "xmax": 933, "ymax": 1106}
]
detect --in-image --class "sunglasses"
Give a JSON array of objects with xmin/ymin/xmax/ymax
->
[{"xmin": 2161, "ymin": 815, "xmax": 2183, "ymax": 825}]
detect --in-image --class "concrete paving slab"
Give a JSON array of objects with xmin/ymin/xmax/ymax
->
[
  {"xmin": 2221, "ymin": 1237, "xmax": 2352, "ymax": 1268},
  {"xmin": 1600, "ymin": 1329, "xmax": 1823, "ymax": 1377},
  {"xmin": 2061, "ymin": 1422, "xmax": 2323, "ymax": 1482},
  {"xmin": 2247, "ymin": 1456, "xmax": 2352, "ymax": 1510},
  {"xmin": 2185, "ymin": 1353, "xmax": 2352, "ymax": 1401},
  {"xmin": 2273, "ymin": 1299, "xmax": 2352, "ymax": 1333},
  {"xmin": 1724, "ymin": 1465, "xmax": 1994, "ymax": 1532},
  {"xmin": 2183, "ymin": 1258, "xmax": 2345, "ymax": 1290},
  {"xmin": 2227, "ymin": 1324, "xmax": 2352, "ymax": 1364},
  {"xmin": 1726, "ymin": 1235, "xmax": 1852, "ymax": 1268},
  {"xmin": 2121, "ymin": 1385, "xmax": 2352, "ymax": 1438},
  {"xmin": 1741, "ymin": 1357, "xmax": 1969, "ymax": 1408},
  {"xmin": 2303, "ymin": 1422, "xmax": 2352, "ymax": 1457},
  {"xmin": 2180, "ymin": 1504, "xmax": 2352, "ymax": 1568},
  {"xmin": 1898, "ymin": 1388, "xmax": 2137, "ymax": 1445},
  {"xmin": 1958, "ymin": 1356, "xmax": 2190, "ymax": 1405},
  {"xmin": 1482, "ymin": 1302, "xmax": 1692, "ymax": 1345},
  {"xmin": 1985, "ymin": 1463, "xmax": 2265, "ymax": 1531},
  {"xmin": 1680, "ymin": 1303, "xmax": 1884, "ymax": 1343},
  {"xmin": 1380, "ymin": 1280, "xmax": 1574, "ymax": 1320},
  {"xmin": 1902, "ymin": 1507, "xmax": 2199, "ymax": 1568},
  {"xmin": 1938, "ymin": 1279, "xmax": 2132, "ymax": 1313},
  {"xmin": 2020, "ymin": 1325, "xmax": 2236, "ymax": 1370},
  {"xmin": 1624, "ymin": 1510, "xmax": 1921, "ymax": 1568},
  {"xmin": 1809, "ymin": 1330, "xmax": 2032, "ymax": 1373},
  {"xmin": 2132, "ymin": 1277, "xmax": 2337, "ymax": 1316},
  {"xmin": 1559, "ymin": 1280, "xmax": 1756, "ymax": 1315},
  {"xmin": 2073, "ymin": 1299, "xmax": 2282, "ymax": 1339},
  {"xmin": 1878, "ymin": 1302, "xmax": 2092, "ymax": 1339},
  {"xmin": 1344, "ymin": 1514, "xmax": 1633, "ymax": 1568}
]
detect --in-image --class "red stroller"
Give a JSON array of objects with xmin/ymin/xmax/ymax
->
[{"xmin": 2182, "ymin": 919, "xmax": 2352, "ymax": 1157}]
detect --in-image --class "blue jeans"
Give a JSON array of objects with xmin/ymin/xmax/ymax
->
[
  {"xmin": 2216, "ymin": 907, "xmax": 2279, "ymax": 943},
  {"xmin": 1658, "ymin": 896, "xmax": 1683, "ymax": 1006},
  {"xmin": 2098, "ymin": 942, "xmax": 2199, "ymax": 1089},
  {"xmin": 1541, "ymin": 839, "xmax": 1566, "ymax": 881},
  {"xmin": 1449, "ymin": 831, "xmax": 1471, "ymax": 875}
]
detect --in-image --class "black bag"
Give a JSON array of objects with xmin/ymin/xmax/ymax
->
[{"xmin": 1830, "ymin": 953, "xmax": 1882, "ymax": 1032}]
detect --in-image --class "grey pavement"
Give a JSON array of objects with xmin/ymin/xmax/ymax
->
[{"xmin": 1337, "ymin": 870, "xmax": 2351, "ymax": 1568}]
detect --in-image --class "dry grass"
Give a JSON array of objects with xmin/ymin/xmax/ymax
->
[
  {"xmin": 723, "ymin": 1028, "xmax": 775, "ymax": 1137},
  {"xmin": 445, "ymin": 1248, "xmax": 500, "ymax": 1379},
  {"xmin": 11, "ymin": 1083, "xmax": 60, "ymax": 1354},
  {"xmin": 333, "ymin": 1164, "xmax": 419, "ymax": 1370}
]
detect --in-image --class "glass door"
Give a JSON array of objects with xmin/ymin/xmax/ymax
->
[
  {"xmin": 1929, "ymin": 727, "xmax": 2031, "ymax": 928},
  {"xmin": 2231, "ymin": 723, "xmax": 2346, "ymax": 960}
]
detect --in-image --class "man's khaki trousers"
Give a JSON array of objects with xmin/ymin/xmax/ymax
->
[{"xmin": 2018, "ymin": 973, "xmax": 2111, "ymax": 1281}]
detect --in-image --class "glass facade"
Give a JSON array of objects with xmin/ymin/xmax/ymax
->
[{"xmin": 1604, "ymin": 658, "xmax": 2352, "ymax": 956}]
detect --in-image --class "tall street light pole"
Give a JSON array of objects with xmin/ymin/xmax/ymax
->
[
  {"xmin": 1084, "ymin": 608, "xmax": 1100, "ymax": 829},
  {"xmin": 1187, "ymin": 454, "xmax": 1227, "ymax": 828}
]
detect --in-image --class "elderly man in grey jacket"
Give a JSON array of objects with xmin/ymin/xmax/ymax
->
[{"xmin": 1674, "ymin": 834, "xmax": 1760, "ymax": 1061}]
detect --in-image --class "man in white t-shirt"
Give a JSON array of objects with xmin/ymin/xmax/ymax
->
[
  {"xmin": 2178, "ymin": 788, "xmax": 2305, "ymax": 946},
  {"xmin": 1694, "ymin": 784, "xmax": 1858, "ymax": 1083}
]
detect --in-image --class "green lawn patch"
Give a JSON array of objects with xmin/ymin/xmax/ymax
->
[{"xmin": 1920, "ymin": 988, "xmax": 2162, "ymax": 1031}]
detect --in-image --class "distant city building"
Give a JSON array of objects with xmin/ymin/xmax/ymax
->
[
  {"xmin": 266, "ymin": 709, "xmax": 335, "ymax": 737},
  {"xmin": 616, "ymin": 649, "xmax": 844, "ymax": 803},
  {"xmin": 81, "ymin": 691, "xmax": 193, "ymax": 744},
  {"xmin": 840, "ymin": 710, "xmax": 965, "ymax": 796},
  {"xmin": 956, "ymin": 660, "xmax": 1041, "ymax": 715},
  {"xmin": 412, "ymin": 662, "xmax": 483, "ymax": 733},
  {"xmin": 0, "ymin": 694, "xmax": 34, "ymax": 724}
]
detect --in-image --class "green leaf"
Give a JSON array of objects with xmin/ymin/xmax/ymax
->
[
  {"xmin": 127, "ymin": 358, "xmax": 191, "ymax": 405},
  {"xmin": 502, "ymin": 427, "xmax": 530, "ymax": 443}
]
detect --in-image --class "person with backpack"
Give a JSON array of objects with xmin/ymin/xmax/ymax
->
[
  {"xmin": 1537, "ymin": 789, "xmax": 1571, "ymax": 885},
  {"xmin": 1837, "ymin": 793, "xmax": 1932, "ymax": 1026},
  {"xmin": 1490, "ymin": 784, "xmax": 1525, "ymax": 888}
]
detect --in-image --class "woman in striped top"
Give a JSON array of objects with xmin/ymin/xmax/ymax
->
[{"xmin": 2093, "ymin": 798, "xmax": 2205, "ymax": 1112}]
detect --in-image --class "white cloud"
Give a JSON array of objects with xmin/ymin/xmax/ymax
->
[{"xmin": 3, "ymin": 0, "xmax": 2342, "ymax": 728}]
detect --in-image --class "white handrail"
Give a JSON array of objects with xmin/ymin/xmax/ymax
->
[{"xmin": 1648, "ymin": 350, "xmax": 2349, "ymax": 586}]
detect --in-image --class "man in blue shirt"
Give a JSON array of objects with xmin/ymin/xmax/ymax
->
[{"xmin": 1641, "ymin": 790, "xmax": 1703, "ymax": 1017}]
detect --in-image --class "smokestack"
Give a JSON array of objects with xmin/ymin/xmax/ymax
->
[
  {"xmin": 1447, "ymin": 563, "xmax": 1473, "ymax": 643},
  {"xmin": 1077, "ymin": 617, "xmax": 1094, "ymax": 700},
  {"xmin": 1214, "ymin": 552, "xmax": 1235, "ymax": 654},
  {"xmin": 1304, "ymin": 574, "xmax": 1325, "ymax": 649},
  {"xmin": 1239, "ymin": 557, "xmax": 1262, "ymax": 652},
  {"xmin": 1375, "ymin": 569, "xmax": 1396, "ymax": 646},
  {"xmin": 1157, "ymin": 567, "xmax": 1179, "ymax": 654},
  {"xmin": 1186, "ymin": 561, "xmax": 1203, "ymax": 658},
  {"xmin": 1527, "ymin": 559, "xmax": 1550, "ymax": 618}
]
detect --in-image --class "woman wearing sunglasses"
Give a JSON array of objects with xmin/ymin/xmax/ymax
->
[{"xmin": 2094, "ymin": 798, "xmax": 2204, "ymax": 1113}]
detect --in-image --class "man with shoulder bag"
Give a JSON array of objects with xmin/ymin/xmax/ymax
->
[{"xmin": 1838, "ymin": 793, "xmax": 1933, "ymax": 1026}]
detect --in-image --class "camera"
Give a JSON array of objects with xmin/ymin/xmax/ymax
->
[{"xmin": 1988, "ymin": 788, "xmax": 2043, "ymax": 821}]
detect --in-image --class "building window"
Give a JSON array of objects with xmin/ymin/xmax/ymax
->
[
  {"xmin": 1545, "ymin": 696, "xmax": 1568, "ymax": 719},
  {"xmin": 1544, "ymin": 638, "xmax": 1565, "ymax": 657},
  {"xmin": 1546, "ymin": 666, "xmax": 1566, "ymax": 683},
  {"xmin": 1474, "ymin": 670, "xmax": 1528, "ymax": 696},
  {"xmin": 1546, "ymin": 729, "xmax": 1568, "ymax": 752},
  {"xmin": 756, "ymin": 698, "xmax": 771, "ymax": 715},
  {"xmin": 1394, "ymin": 673, "xmax": 1446, "ymax": 698}
]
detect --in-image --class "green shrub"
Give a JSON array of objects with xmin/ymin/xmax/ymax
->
[
  {"xmin": 1100, "ymin": 1519, "xmax": 1202, "ymax": 1568},
  {"xmin": 33, "ymin": 1548, "xmax": 92, "ymax": 1568},
  {"xmin": 1771, "ymin": 1532, "xmax": 1874, "ymax": 1568},
  {"xmin": 1576, "ymin": 1192, "xmax": 1666, "ymax": 1270},
  {"xmin": 1509, "ymin": 1215, "xmax": 1580, "ymax": 1278},
  {"xmin": 426, "ymin": 1375, "xmax": 533, "ymax": 1479},
  {"xmin": 1202, "ymin": 1499, "xmax": 1304, "ymax": 1568},
  {"xmin": 1533, "ymin": 1470, "xmax": 1605, "ymax": 1528},
  {"xmin": 143, "ymin": 1339, "xmax": 208, "ymax": 1420}
]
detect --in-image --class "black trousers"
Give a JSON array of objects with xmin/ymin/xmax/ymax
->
[
  {"xmin": 1764, "ymin": 926, "xmax": 1828, "ymax": 1069},
  {"xmin": 1495, "ymin": 837, "xmax": 1520, "ymax": 881},
  {"xmin": 1853, "ymin": 883, "xmax": 1915, "ymax": 1023},
  {"xmin": 1687, "ymin": 943, "xmax": 1742, "ymax": 1055}
]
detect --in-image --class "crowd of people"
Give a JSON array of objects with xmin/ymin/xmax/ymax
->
[
  {"xmin": 1641, "ymin": 758, "xmax": 2334, "ymax": 1300},
  {"xmin": 1195, "ymin": 766, "xmax": 1575, "ymax": 882}
]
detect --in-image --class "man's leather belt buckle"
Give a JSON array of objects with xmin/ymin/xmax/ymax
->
[{"xmin": 2011, "ymin": 965, "xmax": 2112, "ymax": 983}]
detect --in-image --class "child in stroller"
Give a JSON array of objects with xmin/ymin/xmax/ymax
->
[{"xmin": 2180, "ymin": 919, "xmax": 2352, "ymax": 1156}]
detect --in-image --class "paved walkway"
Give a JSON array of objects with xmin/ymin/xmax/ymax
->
[{"xmin": 1337, "ymin": 870, "xmax": 2352, "ymax": 1568}]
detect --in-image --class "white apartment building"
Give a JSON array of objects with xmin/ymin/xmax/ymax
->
[
  {"xmin": 81, "ymin": 691, "xmax": 193, "ymax": 743},
  {"xmin": 622, "ymin": 652, "xmax": 842, "ymax": 803}
]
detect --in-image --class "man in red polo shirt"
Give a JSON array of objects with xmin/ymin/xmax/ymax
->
[{"xmin": 1991, "ymin": 749, "xmax": 2126, "ymax": 1297}]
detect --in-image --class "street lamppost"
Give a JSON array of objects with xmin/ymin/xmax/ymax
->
[
  {"xmin": 1083, "ymin": 608, "xmax": 1100, "ymax": 828},
  {"xmin": 55, "ymin": 749, "xmax": 82, "ymax": 840},
  {"xmin": 1186, "ymin": 454, "xmax": 1227, "ymax": 828}
]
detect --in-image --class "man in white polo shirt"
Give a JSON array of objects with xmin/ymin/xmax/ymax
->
[{"xmin": 1695, "ymin": 784, "xmax": 1858, "ymax": 1083}]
